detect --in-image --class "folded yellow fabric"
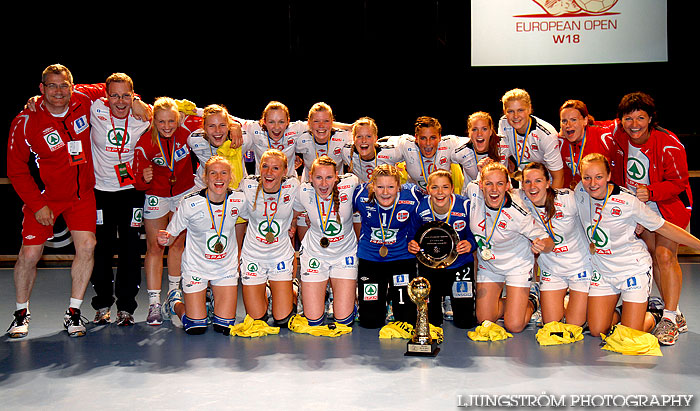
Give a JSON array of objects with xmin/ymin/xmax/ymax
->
[
  {"xmin": 175, "ymin": 99, "xmax": 198, "ymax": 116},
  {"xmin": 228, "ymin": 315, "xmax": 280, "ymax": 338},
  {"xmin": 468, "ymin": 320, "xmax": 513, "ymax": 341},
  {"xmin": 288, "ymin": 314, "xmax": 352, "ymax": 337},
  {"xmin": 535, "ymin": 321, "xmax": 584, "ymax": 346},
  {"xmin": 216, "ymin": 140, "xmax": 246, "ymax": 189},
  {"xmin": 601, "ymin": 324, "xmax": 662, "ymax": 356},
  {"xmin": 378, "ymin": 321, "xmax": 443, "ymax": 344}
]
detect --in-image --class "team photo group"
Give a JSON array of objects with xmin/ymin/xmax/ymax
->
[{"xmin": 7, "ymin": 63, "xmax": 699, "ymax": 350}]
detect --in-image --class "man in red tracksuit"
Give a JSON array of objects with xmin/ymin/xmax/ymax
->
[
  {"xmin": 605, "ymin": 92, "xmax": 692, "ymax": 346},
  {"xmin": 6, "ymin": 64, "xmax": 105, "ymax": 338}
]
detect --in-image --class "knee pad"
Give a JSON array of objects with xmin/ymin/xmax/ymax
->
[
  {"xmin": 212, "ymin": 315, "xmax": 235, "ymax": 335},
  {"xmin": 306, "ymin": 313, "xmax": 326, "ymax": 327},
  {"xmin": 335, "ymin": 305, "xmax": 357, "ymax": 326},
  {"xmin": 182, "ymin": 316, "xmax": 208, "ymax": 335},
  {"xmin": 273, "ymin": 306, "xmax": 297, "ymax": 329}
]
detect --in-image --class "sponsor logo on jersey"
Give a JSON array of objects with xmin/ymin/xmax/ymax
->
[
  {"xmin": 43, "ymin": 130, "xmax": 65, "ymax": 152},
  {"xmin": 363, "ymin": 283, "xmax": 379, "ymax": 301}
]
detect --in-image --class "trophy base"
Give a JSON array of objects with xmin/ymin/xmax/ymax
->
[{"xmin": 404, "ymin": 341, "xmax": 440, "ymax": 357}]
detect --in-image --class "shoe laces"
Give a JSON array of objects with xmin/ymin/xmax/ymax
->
[
  {"xmin": 7, "ymin": 309, "xmax": 29, "ymax": 331},
  {"xmin": 67, "ymin": 308, "xmax": 87, "ymax": 326}
]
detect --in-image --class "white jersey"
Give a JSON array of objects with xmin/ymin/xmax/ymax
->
[
  {"xmin": 383, "ymin": 134, "xmax": 472, "ymax": 191},
  {"xmin": 515, "ymin": 188, "xmax": 590, "ymax": 275},
  {"xmin": 238, "ymin": 175, "xmax": 299, "ymax": 261},
  {"xmin": 296, "ymin": 129, "xmax": 352, "ymax": 181},
  {"xmin": 465, "ymin": 182, "xmax": 548, "ymax": 273},
  {"xmin": 498, "ymin": 115, "xmax": 563, "ymax": 172},
  {"xmin": 188, "ymin": 130, "xmax": 220, "ymax": 189},
  {"xmin": 340, "ymin": 140, "xmax": 402, "ymax": 183},
  {"xmin": 240, "ymin": 119, "xmax": 307, "ymax": 177},
  {"xmin": 574, "ymin": 182, "xmax": 664, "ymax": 277},
  {"xmin": 90, "ymin": 98, "xmax": 150, "ymax": 191},
  {"xmin": 294, "ymin": 173, "xmax": 359, "ymax": 257},
  {"xmin": 460, "ymin": 135, "xmax": 511, "ymax": 183},
  {"xmin": 166, "ymin": 189, "xmax": 247, "ymax": 279}
]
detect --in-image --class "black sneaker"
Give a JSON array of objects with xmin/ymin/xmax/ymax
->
[
  {"xmin": 7, "ymin": 308, "xmax": 31, "ymax": 338},
  {"xmin": 115, "ymin": 311, "xmax": 135, "ymax": 326},
  {"xmin": 93, "ymin": 307, "xmax": 111, "ymax": 325}
]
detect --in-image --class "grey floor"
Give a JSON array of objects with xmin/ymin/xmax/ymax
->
[{"xmin": 1, "ymin": 258, "xmax": 699, "ymax": 410}]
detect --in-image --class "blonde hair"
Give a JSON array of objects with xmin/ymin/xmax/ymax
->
[
  {"xmin": 427, "ymin": 170, "xmax": 453, "ymax": 189},
  {"xmin": 352, "ymin": 116, "xmax": 378, "ymax": 139},
  {"xmin": 310, "ymin": 155, "xmax": 340, "ymax": 223},
  {"xmin": 579, "ymin": 153, "xmax": 610, "ymax": 175},
  {"xmin": 42, "ymin": 64, "xmax": 73, "ymax": 84},
  {"xmin": 308, "ymin": 102, "xmax": 334, "ymax": 121},
  {"xmin": 202, "ymin": 104, "xmax": 231, "ymax": 142},
  {"xmin": 501, "ymin": 88, "xmax": 532, "ymax": 112},
  {"xmin": 150, "ymin": 97, "xmax": 180, "ymax": 145},
  {"xmin": 367, "ymin": 164, "xmax": 401, "ymax": 204},
  {"xmin": 202, "ymin": 155, "xmax": 232, "ymax": 186},
  {"xmin": 252, "ymin": 149, "xmax": 288, "ymax": 211},
  {"xmin": 260, "ymin": 101, "xmax": 291, "ymax": 127},
  {"xmin": 480, "ymin": 161, "xmax": 511, "ymax": 183}
]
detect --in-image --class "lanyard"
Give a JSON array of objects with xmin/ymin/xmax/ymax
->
[
  {"xmin": 378, "ymin": 197, "xmax": 398, "ymax": 245},
  {"xmin": 483, "ymin": 196, "xmax": 505, "ymax": 247},
  {"xmin": 109, "ymin": 112, "xmax": 129, "ymax": 163},
  {"xmin": 532, "ymin": 203, "xmax": 555, "ymax": 240},
  {"xmin": 156, "ymin": 134, "xmax": 176, "ymax": 172},
  {"xmin": 315, "ymin": 194, "xmax": 334, "ymax": 236},
  {"xmin": 512, "ymin": 118, "xmax": 533, "ymax": 168},
  {"xmin": 429, "ymin": 194, "xmax": 454, "ymax": 224},
  {"xmin": 569, "ymin": 129, "xmax": 587, "ymax": 177},
  {"xmin": 206, "ymin": 190, "xmax": 229, "ymax": 245},
  {"xmin": 265, "ymin": 189, "xmax": 281, "ymax": 233},
  {"xmin": 419, "ymin": 152, "xmax": 437, "ymax": 188},
  {"xmin": 589, "ymin": 184, "xmax": 612, "ymax": 242}
]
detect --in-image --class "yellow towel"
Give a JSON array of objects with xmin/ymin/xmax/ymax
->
[
  {"xmin": 288, "ymin": 314, "xmax": 352, "ymax": 337},
  {"xmin": 175, "ymin": 99, "xmax": 198, "ymax": 116},
  {"xmin": 535, "ymin": 321, "xmax": 584, "ymax": 346},
  {"xmin": 601, "ymin": 324, "xmax": 662, "ymax": 356},
  {"xmin": 394, "ymin": 162, "xmax": 464, "ymax": 190},
  {"xmin": 468, "ymin": 320, "xmax": 513, "ymax": 341},
  {"xmin": 228, "ymin": 315, "xmax": 280, "ymax": 338},
  {"xmin": 378, "ymin": 321, "xmax": 444, "ymax": 344},
  {"xmin": 216, "ymin": 140, "xmax": 246, "ymax": 189}
]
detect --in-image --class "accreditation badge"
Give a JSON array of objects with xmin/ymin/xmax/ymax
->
[{"xmin": 114, "ymin": 162, "xmax": 136, "ymax": 187}]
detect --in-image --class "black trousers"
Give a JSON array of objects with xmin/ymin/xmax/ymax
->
[
  {"xmin": 90, "ymin": 189, "xmax": 144, "ymax": 314},
  {"xmin": 357, "ymin": 258, "xmax": 418, "ymax": 329},
  {"xmin": 418, "ymin": 260, "xmax": 477, "ymax": 329}
]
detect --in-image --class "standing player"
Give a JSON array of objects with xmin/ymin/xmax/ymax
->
[
  {"xmin": 464, "ymin": 162, "xmax": 554, "ymax": 333},
  {"xmin": 133, "ymin": 97, "xmax": 200, "ymax": 326},
  {"xmin": 517, "ymin": 162, "xmax": 591, "ymax": 326},
  {"xmin": 89, "ymin": 73, "xmax": 151, "ymax": 326},
  {"xmin": 237, "ymin": 101, "xmax": 308, "ymax": 177},
  {"xmin": 353, "ymin": 164, "xmax": 423, "ymax": 328},
  {"xmin": 558, "ymin": 99, "xmax": 616, "ymax": 189},
  {"xmin": 575, "ymin": 153, "xmax": 700, "ymax": 340},
  {"xmin": 6, "ymin": 64, "xmax": 108, "ymax": 338},
  {"xmin": 604, "ymin": 92, "xmax": 692, "ymax": 344},
  {"xmin": 159, "ymin": 156, "xmax": 244, "ymax": 334},
  {"xmin": 383, "ymin": 116, "xmax": 473, "ymax": 193},
  {"xmin": 293, "ymin": 156, "xmax": 360, "ymax": 326},
  {"xmin": 341, "ymin": 117, "xmax": 401, "ymax": 184},
  {"xmin": 238, "ymin": 150, "xmax": 299, "ymax": 328},
  {"xmin": 498, "ymin": 88, "xmax": 564, "ymax": 188},
  {"xmin": 408, "ymin": 170, "xmax": 479, "ymax": 328}
]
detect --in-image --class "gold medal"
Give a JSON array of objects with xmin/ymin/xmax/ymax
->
[
  {"xmin": 379, "ymin": 245, "xmax": 388, "ymax": 258},
  {"xmin": 265, "ymin": 231, "xmax": 275, "ymax": 243},
  {"xmin": 320, "ymin": 237, "xmax": 330, "ymax": 248},
  {"xmin": 169, "ymin": 174, "xmax": 177, "ymax": 186},
  {"xmin": 588, "ymin": 242, "xmax": 596, "ymax": 255},
  {"xmin": 213, "ymin": 241, "xmax": 224, "ymax": 254}
]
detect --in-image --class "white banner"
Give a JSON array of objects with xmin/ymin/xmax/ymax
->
[{"xmin": 471, "ymin": 0, "xmax": 668, "ymax": 66}]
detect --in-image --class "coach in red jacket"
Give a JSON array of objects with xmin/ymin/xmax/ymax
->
[{"xmin": 606, "ymin": 92, "xmax": 692, "ymax": 346}]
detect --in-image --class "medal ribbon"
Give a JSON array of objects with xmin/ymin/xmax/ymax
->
[
  {"xmin": 156, "ymin": 133, "xmax": 176, "ymax": 173},
  {"xmin": 568, "ymin": 129, "xmax": 587, "ymax": 177},
  {"xmin": 206, "ymin": 189, "xmax": 228, "ymax": 247},
  {"xmin": 512, "ymin": 118, "xmax": 533, "ymax": 168},
  {"xmin": 315, "ymin": 194, "xmax": 333, "ymax": 236},
  {"xmin": 264, "ymin": 189, "xmax": 281, "ymax": 236},
  {"xmin": 429, "ymin": 194, "xmax": 454, "ymax": 224},
  {"xmin": 589, "ymin": 184, "xmax": 612, "ymax": 244},
  {"xmin": 419, "ymin": 151, "xmax": 437, "ymax": 189},
  {"xmin": 483, "ymin": 196, "xmax": 506, "ymax": 248},
  {"xmin": 533, "ymin": 205, "xmax": 555, "ymax": 241},
  {"xmin": 378, "ymin": 197, "xmax": 399, "ymax": 245}
]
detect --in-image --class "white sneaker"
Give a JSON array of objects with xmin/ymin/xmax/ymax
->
[
  {"xmin": 147, "ymin": 303, "xmax": 163, "ymax": 326},
  {"xmin": 7, "ymin": 308, "xmax": 31, "ymax": 338},
  {"xmin": 165, "ymin": 289, "xmax": 183, "ymax": 328}
]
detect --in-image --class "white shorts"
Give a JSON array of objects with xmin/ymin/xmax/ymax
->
[
  {"xmin": 240, "ymin": 255, "xmax": 294, "ymax": 286},
  {"xmin": 299, "ymin": 247, "xmax": 358, "ymax": 282},
  {"xmin": 143, "ymin": 192, "xmax": 188, "ymax": 220},
  {"xmin": 476, "ymin": 264, "xmax": 532, "ymax": 288},
  {"xmin": 588, "ymin": 267, "xmax": 652, "ymax": 303},
  {"xmin": 539, "ymin": 267, "xmax": 592, "ymax": 293},
  {"xmin": 297, "ymin": 211, "xmax": 308, "ymax": 227},
  {"xmin": 181, "ymin": 271, "xmax": 239, "ymax": 294}
]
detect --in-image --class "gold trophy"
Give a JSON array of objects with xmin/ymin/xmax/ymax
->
[{"xmin": 405, "ymin": 277, "xmax": 440, "ymax": 357}]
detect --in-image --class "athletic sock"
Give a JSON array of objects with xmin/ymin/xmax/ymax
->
[
  {"xmin": 662, "ymin": 309, "xmax": 679, "ymax": 323},
  {"xmin": 16, "ymin": 302, "xmax": 29, "ymax": 311},
  {"xmin": 69, "ymin": 298, "xmax": 83, "ymax": 310},
  {"xmin": 168, "ymin": 276, "xmax": 181, "ymax": 292},
  {"xmin": 148, "ymin": 290, "xmax": 161, "ymax": 306}
]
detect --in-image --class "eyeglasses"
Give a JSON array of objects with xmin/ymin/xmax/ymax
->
[
  {"xmin": 43, "ymin": 82, "xmax": 71, "ymax": 91},
  {"xmin": 109, "ymin": 93, "xmax": 133, "ymax": 100}
]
